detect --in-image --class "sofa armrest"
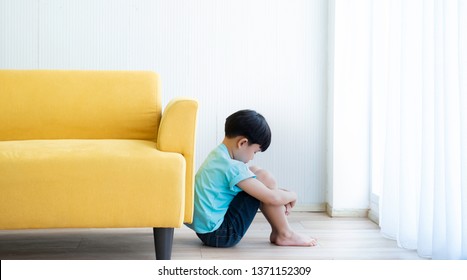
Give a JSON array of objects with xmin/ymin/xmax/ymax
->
[{"xmin": 157, "ymin": 97, "xmax": 198, "ymax": 223}]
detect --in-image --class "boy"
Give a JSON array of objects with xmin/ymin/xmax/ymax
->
[{"xmin": 186, "ymin": 109, "xmax": 317, "ymax": 247}]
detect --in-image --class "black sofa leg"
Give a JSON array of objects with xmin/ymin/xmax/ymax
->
[{"xmin": 153, "ymin": 227, "xmax": 174, "ymax": 260}]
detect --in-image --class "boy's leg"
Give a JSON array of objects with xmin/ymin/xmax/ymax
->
[
  {"xmin": 196, "ymin": 191, "xmax": 260, "ymax": 248},
  {"xmin": 250, "ymin": 166, "xmax": 317, "ymax": 246}
]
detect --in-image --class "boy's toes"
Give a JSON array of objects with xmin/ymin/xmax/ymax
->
[{"xmin": 310, "ymin": 238, "xmax": 318, "ymax": 246}]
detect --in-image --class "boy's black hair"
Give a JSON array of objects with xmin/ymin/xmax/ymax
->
[{"xmin": 225, "ymin": 109, "xmax": 271, "ymax": 152}]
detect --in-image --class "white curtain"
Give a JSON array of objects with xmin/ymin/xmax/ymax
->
[{"xmin": 370, "ymin": 0, "xmax": 466, "ymax": 259}]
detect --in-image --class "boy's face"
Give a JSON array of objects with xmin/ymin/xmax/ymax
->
[{"xmin": 234, "ymin": 138, "xmax": 262, "ymax": 163}]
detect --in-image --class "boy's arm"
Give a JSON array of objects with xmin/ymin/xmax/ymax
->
[{"xmin": 237, "ymin": 178, "xmax": 296, "ymax": 206}]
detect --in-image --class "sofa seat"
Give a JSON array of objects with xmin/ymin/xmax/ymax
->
[{"xmin": 0, "ymin": 139, "xmax": 185, "ymax": 230}]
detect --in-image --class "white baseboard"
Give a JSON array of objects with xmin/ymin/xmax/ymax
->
[
  {"xmin": 368, "ymin": 193, "xmax": 380, "ymax": 224},
  {"xmin": 326, "ymin": 203, "xmax": 369, "ymax": 217},
  {"xmin": 292, "ymin": 203, "xmax": 326, "ymax": 212},
  {"xmin": 368, "ymin": 209, "xmax": 379, "ymax": 225},
  {"xmin": 258, "ymin": 203, "xmax": 326, "ymax": 213}
]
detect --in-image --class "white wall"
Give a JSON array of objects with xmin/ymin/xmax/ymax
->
[
  {"xmin": 327, "ymin": 0, "xmax": 371, "ymax": 216},
  {"xmin": 0, "ymin": 0, "xmax": 329, "ymax": 209}
]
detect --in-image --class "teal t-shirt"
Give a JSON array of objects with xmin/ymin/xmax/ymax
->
[{"xmin": 185, "ymin": 144, "xmax": 255, "ymax": 233}]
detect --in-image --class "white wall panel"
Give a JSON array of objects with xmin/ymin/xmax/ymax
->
[
  {"xmin": 38, "ymin": 0, "xmax": 132, "ymax": 69},
  {"xmin": 0, "ymin": 0, "xmax": 328, "ymax": 209},
  {"xmin": 0, "ymin": 0, "xmax": 38, "ymax": 68}
]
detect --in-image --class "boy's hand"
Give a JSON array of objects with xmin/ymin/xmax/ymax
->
[
  {"xmin": 238, "ymin": 178, "xmax": 298, "ymax": 207},
  {"xmin": 281, "ymin": 189, "xmax": 297, "ymax": 215},
  {"xmin": 285, "ymin": 203, "xmax": 292, "ymax": 215},
  {"xmin": 284, "ymin": 196, "xmax": 296, "ymax": 215}
]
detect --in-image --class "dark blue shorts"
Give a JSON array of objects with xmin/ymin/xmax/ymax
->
[{"xmin": 196, "ymin": 191, "xmax": 260, "ymax": 248}]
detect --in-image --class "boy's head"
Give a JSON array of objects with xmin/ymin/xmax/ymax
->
[{"xmin": 225, "ymin": 109, "xmax": 271, "ymax": 152}]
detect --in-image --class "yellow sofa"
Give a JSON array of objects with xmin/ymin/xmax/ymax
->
[{"xmin": 0, "ymin": 70, "xmax": 198, "ymax": 260}]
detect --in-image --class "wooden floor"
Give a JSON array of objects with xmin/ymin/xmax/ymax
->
[{"xmin": 0, "ymin": 212, "xmax": 426, "ymax": 260}]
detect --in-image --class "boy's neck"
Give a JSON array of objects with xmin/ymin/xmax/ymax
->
[{"xmin": 222, "ymin": 137, "xmax": 236, "ymax": 159}]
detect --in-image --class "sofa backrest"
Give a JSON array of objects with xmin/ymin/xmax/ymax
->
[{"xmin": 0, "ymin": 70, "xmax": 161, "ymax": 141}]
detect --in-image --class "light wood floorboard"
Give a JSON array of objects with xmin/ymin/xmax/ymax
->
[{"xmin": 0, "ymin": 212, "xmax": 426, "ymax": 260}]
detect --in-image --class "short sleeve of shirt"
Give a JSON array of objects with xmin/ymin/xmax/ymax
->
[{"xmin": 226, "ymin": 160, "xmax": 255, "ymax": 192}]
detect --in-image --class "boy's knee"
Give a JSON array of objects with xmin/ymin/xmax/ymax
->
[
  {"xmin": 250, "ymin": 166, "xmax": 266, "ymax": 178},
  {"xmin": 250, "ymin": 167, "xmax": 276, "ymax": 188},
  {"xmin": 249, "ymin": 166, "xmax": 261, "ymax": 174}
]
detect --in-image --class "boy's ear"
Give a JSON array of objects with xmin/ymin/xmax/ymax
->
[{"xmin": 237, "ymin": 137, "xmax": 249, "ymax": 148}]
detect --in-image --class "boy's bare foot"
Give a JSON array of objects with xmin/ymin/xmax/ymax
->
[{"xmin": 270, "ymin": 231, "xmax": 318, "ymax": 247}]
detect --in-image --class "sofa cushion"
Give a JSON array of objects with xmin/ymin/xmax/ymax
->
[
  {"xmin": 0, "ymin": 140, "xmax": 185, "ymax": 229},
  {"xmin": 0, "ymin": 70, "xmax": 161, "ymax": 141}
]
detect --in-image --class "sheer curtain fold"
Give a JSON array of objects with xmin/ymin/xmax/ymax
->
[
  {"xmin": 372, "ymin": 0, "xmax": 466, "ymax": 259},
  {"xmin": 461, "ymin": 0, "xmax": 467, "ymax": 259}
]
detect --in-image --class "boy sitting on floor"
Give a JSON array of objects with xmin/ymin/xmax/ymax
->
[{"xmin": 186, "ymin": 109, "xmax": 317, "ymax": 248}]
